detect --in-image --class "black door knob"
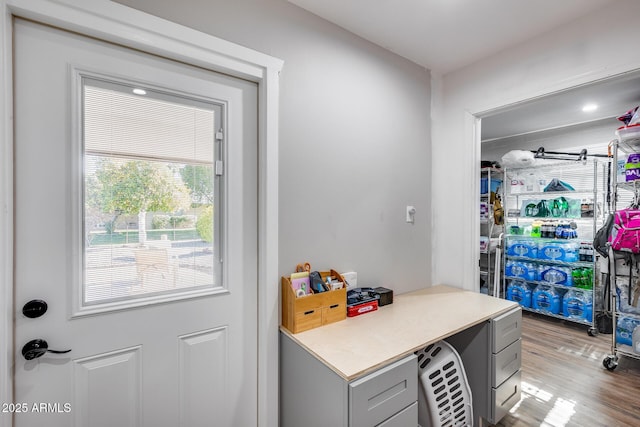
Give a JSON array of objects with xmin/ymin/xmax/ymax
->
[
  {"xmin": 22, "ymin": 299, "xmax": 48, "ymax": 318},
  {"xmin": 22, "ymin": 339, "xmax": 71, "ymax": 360}
]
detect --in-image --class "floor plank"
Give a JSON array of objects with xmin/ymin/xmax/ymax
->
[{"xmin": 493, "ymin": 311, "xmax": 640, "ymax": 427}]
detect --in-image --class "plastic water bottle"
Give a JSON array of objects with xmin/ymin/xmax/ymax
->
[
  {"xmin": 584, "ymin": 292, "xmax": 593, "ymax": 322},
  {"xmin": 571, "ymin": 269, "xmax": 583, "ymax": 288},
  {"xmin": 507, "ymin": 281, "xmax": 532, "ymax": 308},
  {"xmin": 507, "ymin": 239, "xmax": 536, "ymax": 259},
  {"xmin": 562, "ymin": 289, "xmax": 592, "ymax": 320},
  {"xmin": 506, "ymin": 261, "xmax": 536, "ymax": 281},
  {"xmin": 616, "ymin": 317, "xmax": 638, "ymax": 346},
  {"xmin": 527, "ymin": 263, "xmax": 538, "ymax": 281},
  {"xmin": 540, "ymin": 266, "xmax": 569, "ymax": 285},
  {"xmin": 533, "ymin": 284, "xmax": 560, "ymax": 314},
  {"xmin": 538, "ymin": 242, "xmax": 565, "ymax": 261},
  {"xmin": 531, "ymin": 221, "xmax": 542, "ymax": 238},
  {"xmin": 633, "ymin": 326, "xmax": 640, "ymax": 354},
  {"xmin": 572, "ymin": 268, "xmax": 593, "ymax": 289},
  {"xmin": 579, "ymin": 244, "xmax": 587, "ymax": 261}
]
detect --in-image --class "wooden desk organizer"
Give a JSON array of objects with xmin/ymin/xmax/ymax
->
[{"xmin": 281, "ymin": 269, "xmax": 347, "ymax": 334}]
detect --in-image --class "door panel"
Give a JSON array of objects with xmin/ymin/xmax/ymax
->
[
  {"xmin": 178, "ymin": 328, "xmax": 228, "ymax": 426},
  {"xmin": 73, "ymin": 347, "xmax": 142, "ymax": 427},
  {"xmin": 13, "ymin": 19, "xmax": 257, "ymax": 426}
]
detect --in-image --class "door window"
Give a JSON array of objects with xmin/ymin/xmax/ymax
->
[{"xmin": 79, "ymin": 76, "xmax": 223, "ymax": 311}]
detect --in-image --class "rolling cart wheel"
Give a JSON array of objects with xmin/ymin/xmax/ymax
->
[
  {"xmin": 588, "ymin": 327, "xmax": 597, "ymax": 337},
  {"xmin": 603, "ymin": 355, "xmax": 618, "ymax": 371}
]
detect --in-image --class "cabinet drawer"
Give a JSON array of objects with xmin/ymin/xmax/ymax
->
[
  {"xmin": 322, "ymin": 302, "xmax": 346, "ymax": 325},
  {"xmin": 492, "ymin": 339, "xmax": 521, "ymax": 387},
  {"xmin": 294, "ymin": 309, "xmax": 322, "ymax": 332},
  {"xmin": 491, "ymin": 370, "xmax": 521, "ymax": 423},
  {"xmin": 349, "ymin": 355, "xmax": 417, "ymax": 427},
  {"xmin": 492, "ymin": 307, "xmax": 522, "ymax": 353},
  {"xmin": 376, "ymin": 401, "xmax": 417, "ymax": 427}
]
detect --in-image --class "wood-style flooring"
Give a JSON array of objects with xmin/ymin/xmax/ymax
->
[{"xmin": 493, "ymin": 312, "xmax": 640, "ymax": 427}]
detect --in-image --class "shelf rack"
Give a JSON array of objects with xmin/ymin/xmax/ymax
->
[
  {"xmin": 480, "ymin": 167, "xmax": 503, "ymax": 296},
  {"xmin": 603, "ymin": 132, "xmax": 640, "ymax": 370},
  {"xmin": 502, "ymin": 159, "xmax": 607, "ymax": 335}
]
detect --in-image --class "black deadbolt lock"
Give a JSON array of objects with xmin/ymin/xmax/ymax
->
[
  {"xmin": 22, "ymin": 299, "xmax": 48, "ymax": 319},
  {"xmin": 22, "ymin": 339, "xmax": 71, "ymax": 360}
]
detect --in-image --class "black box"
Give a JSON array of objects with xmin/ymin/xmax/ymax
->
[{"xmin": 374, "ymin": 287, "xmax": 393, "ymax": 306}]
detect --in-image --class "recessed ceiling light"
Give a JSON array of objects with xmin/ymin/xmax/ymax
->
[
  {"xmin": 132, "ymin": 88, "xmax": 147, "ymax": 95},
  {"xmin": 582, "ymin": 103, "xmax": 598, "ymax": 112}
]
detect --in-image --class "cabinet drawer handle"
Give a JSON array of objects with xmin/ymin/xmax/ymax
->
[
  {"xmin": 329, "ymin": 304, "xmax": 339, "ymax": 309},
  {"xmin": 500, "ymin": 385, "xmax": 519, "ymax": 406},
  {"xmin": 304, "ymin": 310, "xmax": 315, "ymax": 315}
]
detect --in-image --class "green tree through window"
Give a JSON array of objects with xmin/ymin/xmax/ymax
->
[
  {"xmin": 180, "ymin": 164, "xmax": 214, "ymax": 205},
  {"xmin": 88, "ymin": 158, "xmax": 191, "ymax": 244}
]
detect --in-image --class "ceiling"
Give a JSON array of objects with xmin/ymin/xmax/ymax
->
[
  {"xmin": 287, "ymin": 0, "xmax": 639, "ymax": 140},
  {"xmin": 287, "ymin": 0, "xmax": 616, "ymax": 74},
  {"xmin": 480, "ymin": 71, "xmax": 640, "ymax": 141}
]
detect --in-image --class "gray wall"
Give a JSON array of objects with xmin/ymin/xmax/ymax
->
[{"xmin": 114, "ymin": 0, "xmax": 432, "ymax": 292}]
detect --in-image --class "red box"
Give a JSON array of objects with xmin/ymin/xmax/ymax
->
[{"xmin": 347, "ymin": 300, "xmax": 378, "ymax": 317}]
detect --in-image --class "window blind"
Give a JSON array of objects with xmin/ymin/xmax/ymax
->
[{"xmin": 84, "ymin": 83, "xmax": 215, "ymax": 164}]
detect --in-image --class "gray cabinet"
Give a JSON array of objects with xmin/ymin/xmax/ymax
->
[
  {"xmin": 279, "ymin": 287, "xmax": 522, "ymax": 427},
  {"xmin": 349, "ymin": 356, "xmax": 417, "ymax": 427},
  {"xmin": 446, "ymin": 306, "xmax": 522, "ymax": 425},
  {"xmin": 377, "ymin": 402, "xmax": 417, "ymax": 426},
  {"xmin": 280, "ymin": 333, "xmax": 417, "ymax": 427},
  {"xmin": 492, "ymin": 338, "xmax": 521, "ymax": 387},
  {"xmin": 492, "ymin": 307, "xmax": 522, "ymax": 352},
  {"xmin": 490, "ymin": 308, "xmax": 522, "ymax": 423}
]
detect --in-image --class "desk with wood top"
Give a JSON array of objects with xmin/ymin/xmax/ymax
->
[{"xmin": 280, "ymin": 285, "xmax": 522, "ymax": 427}]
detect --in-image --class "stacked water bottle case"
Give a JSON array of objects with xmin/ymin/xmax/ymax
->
[
  {"xmin": 614, "ymin": 276, "xmax": 640, "ymax": 352},
  {"xmin": 502, "ymin": 160, "xmax": 605, "ymax": 334},
  {"xmin": 504, "ymin": 238, "xmax": 593, "ymax": 324}
]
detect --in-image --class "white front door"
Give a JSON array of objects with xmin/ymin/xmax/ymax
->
[{"xmin": 13, "ymin": 18, "xmax": 257, "ymax": 427}]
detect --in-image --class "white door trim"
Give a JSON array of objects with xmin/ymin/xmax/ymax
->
[{"xmin": 0, "ymin": 1, "xmax": 282, "ymax": 426}]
